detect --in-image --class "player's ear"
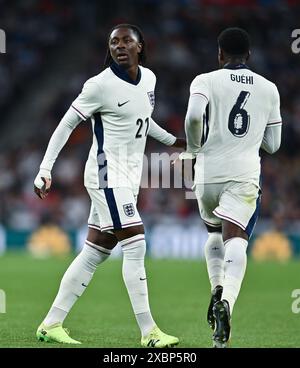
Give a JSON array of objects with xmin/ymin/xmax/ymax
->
[
  {"xmin": 137, "ymin": 42, "xmax": 142, "ymax": 54},
  {"xmin": 246, "ymin": 50, "xmax": 251, "ymax": 61},
  {"xmin": 218, "ymin": 47, "xmax": 224, "ymax": 66}
]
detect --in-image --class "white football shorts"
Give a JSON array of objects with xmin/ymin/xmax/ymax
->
[
  {"xmin": 194, "ymin": 181, "xmax": 261, "ymax": 237},
  {"xmin": 86, "ymin": 187, "xmax": 143, "ymax": 232}
]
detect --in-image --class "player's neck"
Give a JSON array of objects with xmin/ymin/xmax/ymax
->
[
  {"xmin": 223, "ymin": 58, "xmax": 247, "ymax": 68},
  {"xmin": 125, "ymin": 65, "xmax": 139, "ymax": 81},
  {"xmin": 111, "ymin": 61, "xmax": 140, "ymax": 84}
]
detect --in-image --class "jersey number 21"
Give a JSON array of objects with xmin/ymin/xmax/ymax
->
[{"xmin": 136, "ymin": 117, "xmax": 150, "ymax": 138}]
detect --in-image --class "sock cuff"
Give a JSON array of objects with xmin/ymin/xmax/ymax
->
[
  {"xmin": 85, "ymin": 240, "xmax": 112, "ymax": 255},
  {"xmin": 119, "ymin": 234, "xmax": 145, "ymax": 249},
  {"xmin": 224, "ymin": 237, "xmax": 248, "ymax": 249},
  {"xmin": 208, "ymin": 232, "xmax": 223, "ymax": 241}
]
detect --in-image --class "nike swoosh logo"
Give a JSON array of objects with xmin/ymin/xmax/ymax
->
[
  {"xmin": 81, "ymin": 283, "xmax": 88, "ymax": 287},
  {"xmin": 118, "ymin": 100, "xmax": 130, "ymax": 107},
  {"xmin": 139, "ymin": 277, "xmax": 147, "ymax": 281}
]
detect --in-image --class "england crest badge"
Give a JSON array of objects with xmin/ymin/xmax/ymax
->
[
  {"xmin": 123, "ymin": 203, "xmax": 135, "ymax": 217},
  {"xmin": 147, "ymin": 91, "xmax": 155, "ymax": 108}
]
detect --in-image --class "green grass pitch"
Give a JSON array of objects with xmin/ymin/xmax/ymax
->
[{"xmin": 0, "ymin": 252, "xmax": 299, "ymax": 348}]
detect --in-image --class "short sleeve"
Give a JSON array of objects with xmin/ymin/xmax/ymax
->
[
  {"xmin": 267, "ymin": 85, "xmax": 282, "ymax": 127},
  {"xmin": 189, "ymin": 74, "xmax": 210, "ymax": 103},
  {"xmin": 71, "ymin": 80, "xmax": 102, "ymax": 121}
]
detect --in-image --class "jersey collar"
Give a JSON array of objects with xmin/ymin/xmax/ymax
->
[
  {"xmin": 110, "ymin": 61, "xmax": 141, "ymax": 85},
  {"xmin": 223, "ymin": 63, "xmax": 250, "ymax": 70}
]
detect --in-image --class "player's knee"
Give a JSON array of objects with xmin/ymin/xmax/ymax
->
[
  {"xmin": 114, "ymin": 224, "xmax": 145, "ymax": 241},
  {"xmin": 87, "ymin": 227, "xmax": 118, "ymax": 250},
  {"xmin": 205, "ymin": 224, "xmax": 222, "ymax": 233},
  {"xmin": 222, "ymin": 220, "xmax": 248, "ymax": 242}
]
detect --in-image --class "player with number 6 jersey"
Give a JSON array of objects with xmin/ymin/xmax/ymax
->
[
  {"xmin": 188, "ymin": 57, "xmax": 281, "ymax": 187},
  {"xmin": 182, "ymin": 27, "xmax": 282, "ymax": 347}
]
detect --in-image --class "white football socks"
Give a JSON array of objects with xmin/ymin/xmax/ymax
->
[
  {"xmin": 43, "ymin": 242, "xmax": 111, "ymax": 326},
  {"xmin": 222, "ymin": 237, "xmax": 248, "ymax": 314},
  {"xmin": 120, "ymin": 234, "xmax": 155, "ymax": 338},
  {"xmin": 204, "ymin": 232, "xmax": 225, "ymax": 290}
]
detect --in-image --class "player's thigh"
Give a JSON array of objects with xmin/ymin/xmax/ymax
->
[
  {"xmin": 194, "ymin": 183, "xmax": 223, "ymax": 229},
  {"xmin": 215, "ymin": 181, "xmax": 261, "ymax": 241},
  {"xmin": 86, "ymin": 187, "xmax": 143, "ymax": 234},
  {"xmin": 222, "ymin": 220, "xmax": 248, "ymax": 242}
]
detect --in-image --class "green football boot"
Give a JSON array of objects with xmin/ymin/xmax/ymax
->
[
  {"xmin": 36, "ymin": 322, "xmax": 81, "ymax": 345},
  {"xmin": 141, "ymin": 326, "xmax": 179, "ymax": 348}
]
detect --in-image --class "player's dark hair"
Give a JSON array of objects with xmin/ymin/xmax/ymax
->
[
  {"xmin": 218, "ymin": 27, "xmax": 250, "ymax": 57},
  {"xmin": 104, "ymin": 24, "xmax": 146, "ymax": 67}
]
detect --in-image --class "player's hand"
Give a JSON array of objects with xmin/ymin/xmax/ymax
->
[
  {"xmin": 177, "ymin": 152, "xmax": 196, "ymax": 183},
  {"xmin": 34, "ymin": 169, "xmax": 52, "ymax": 199},
  {"xmin": 173, "ymin": 138, "xmax": 186, "ymax": 150}
]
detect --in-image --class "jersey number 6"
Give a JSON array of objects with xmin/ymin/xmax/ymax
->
[
  {"xmin": 136, "ymin": 117, "xmax": 150, "ymax": 138},
  {"xmin": 228, "ymin": 91, "xmax": 251, "ymax": 137}
]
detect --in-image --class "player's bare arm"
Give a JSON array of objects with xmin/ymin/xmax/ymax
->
[{"xmin": 148, "ymin": 118, "xmax": 186, "ymax": 149}]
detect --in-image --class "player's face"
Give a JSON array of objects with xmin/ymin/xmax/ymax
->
[{"xmin": 109, "ymin": 28, "xmax": 142, "ymax": 68}]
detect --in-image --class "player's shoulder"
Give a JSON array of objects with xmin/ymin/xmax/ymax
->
[
  {"xmin": 84, "ymin": 68, "xmax": 112, "ymax": 87},
  {"xmin": 250, "ymin": 70, "xmax": 276, "ymax": 86},
  {"xmin": 191, "ymin": 70, "xmax": 220, "ymax": 85},
  {"xmin": 250, "ymin": 70, "xmax": 279, "ymax": 96},
  {"xmin": 140, "ymin": 65, "xmax": 156, "ymax": 82}
]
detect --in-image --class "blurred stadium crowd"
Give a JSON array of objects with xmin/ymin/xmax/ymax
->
[{"xmin": 1, "ymin": 0, "xmax": 300, "ymax": 234}]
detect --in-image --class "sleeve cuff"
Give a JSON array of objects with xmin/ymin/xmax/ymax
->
[
  {"xmin": 179, "ymin": 152, "xmax": 197, "ymax": 160},
  {"xmin": 168, "ymin": 135, "xmax": 177, "ymax": 146}
]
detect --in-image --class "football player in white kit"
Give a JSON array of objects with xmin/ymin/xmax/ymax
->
[
  {"xmin": 182, "ymin": 28, "xmax": 281, "ymax": 347},
  {"xmin": 34, "ymin": 24, "xmax": 184, "ymax": 347}
]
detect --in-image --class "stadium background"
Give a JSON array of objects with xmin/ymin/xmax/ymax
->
[
  {"xmin": 0, "ymin": 0, "xmax": 299, "ymax": 348},
  {"xmin": 0, "ymin": 0, "xmax": 299, "ymax": 259}
]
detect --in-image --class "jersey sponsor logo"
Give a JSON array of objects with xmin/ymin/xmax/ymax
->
[
  {"xmin": 123, "ymin": 203, "xmax": 135, "ymax": 217},
  {"xmin": 147, "ymin": 91, "xmax": 155, "ymax": 107},
  {"xmin": 118, "ymin": 100, "xmax": 130, "ymax": 107}
]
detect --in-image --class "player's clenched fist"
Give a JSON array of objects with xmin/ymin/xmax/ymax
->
[{"xmin": 34, "ymin": 169, "xmax": 52, "ymax": 199}]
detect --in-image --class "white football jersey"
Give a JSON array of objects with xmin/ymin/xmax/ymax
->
[
  {"xmin": 190, "ymin": 64, "xmax": 282, "ymax": 187},
  {"xmin": 71, "ymin": 63, "xmax": 156, "ymax": 195}
]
